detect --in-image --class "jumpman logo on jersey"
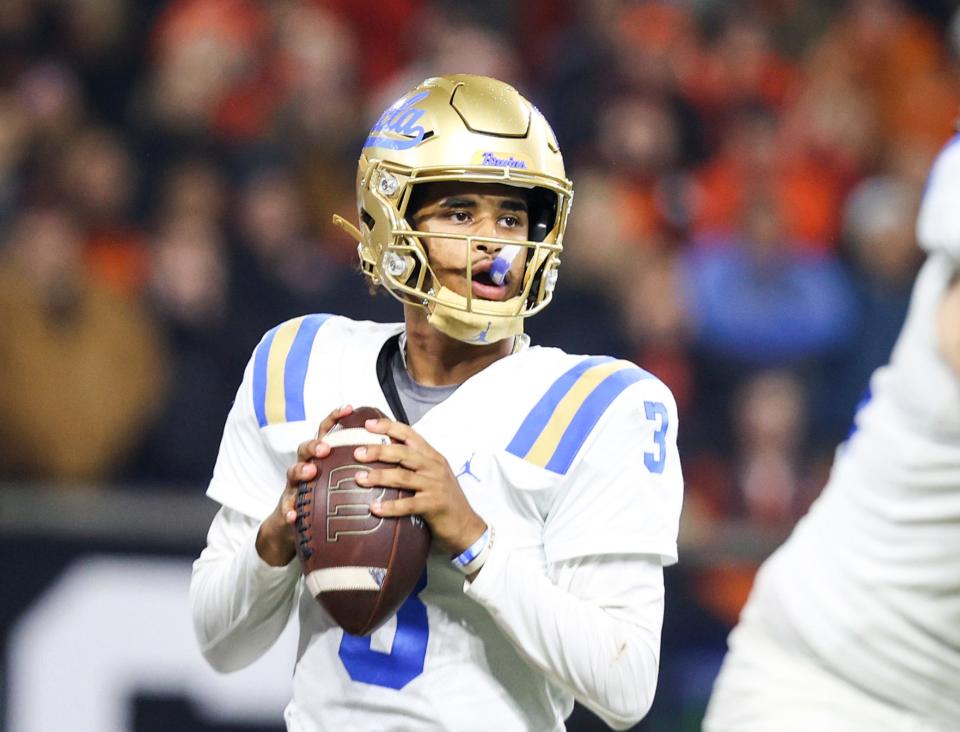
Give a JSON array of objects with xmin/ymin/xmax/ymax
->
[{"xmin": 455, "ymin": 452, "xmax": 481, "ymax": 482}]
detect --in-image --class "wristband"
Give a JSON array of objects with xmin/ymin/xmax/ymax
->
[{"xmin": 451, "ymin": 526, "xmax": 494, "ymax": 576}]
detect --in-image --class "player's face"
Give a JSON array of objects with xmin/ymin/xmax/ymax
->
[{"xmin": 410, "ymin": 182, "xmax": 529, "ymax": 301}]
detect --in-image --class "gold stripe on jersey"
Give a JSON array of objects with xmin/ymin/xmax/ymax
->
[
  {"xmin": 523, "ymin": 360, "xmax": 629, "ymax": 469},
  {"xmin": 264, "ymin": 317, "xmax": 305, "ymax": 425}
]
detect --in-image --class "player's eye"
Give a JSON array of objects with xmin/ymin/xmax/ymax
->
[
  {"xmin": 448, "ymin": 210, "xmax": 472, "ymax": 224},
  {"xmin": 499, "ymin": 214, "xmax": 523, "ymax": 228}
]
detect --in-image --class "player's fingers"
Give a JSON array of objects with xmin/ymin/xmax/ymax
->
[
  {"xmin": 364, "ymin": 418, "xmax": 430, "ymax": 452},
  {"xmin": 286, "ymin": 460, "xmax": 318, "ymax": 486},
  {"xmin": 353, "ymin": 443, "xmax": 426, "ymax": 470},
  {"xmin": 297, "ymin": 438, "xmax": 332, "ymax": 462},
  {"xmin": 355, "ymin": 466, "xmax": 425, "ymax": 492},
  {"xmin": 282, "ymin": 494, "xmax": 299, "ymax": 525},
  {"xmin": 277, "ymin": 479, "xmax": 301, "ymax": 526},
  {"xmin": 370, "ymin": 495, "xmax": 423, "ymax": 518},
  {"xmin": 317, "ymin": 404, "xmax": 354, "ymax": 439}
]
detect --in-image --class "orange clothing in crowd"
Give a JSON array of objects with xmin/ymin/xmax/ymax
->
[
  {"xmin": 693, "ymin": 152, "xmax": 844, "ymax": 249},
  {"xmin": 0, "ymin": 263, "xmax": 167, "ymax": 483}
]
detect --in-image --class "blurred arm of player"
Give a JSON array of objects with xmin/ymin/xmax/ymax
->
[
  {"xmin": 939, "ymin": 274, "xmax": 960, "ymax": 375},
  {"xmin": 916, "ymin": 137, "xmax": 960, "ymax": 263},
  {"xmin": 914, "ymin": 136, "xmax": 960, "ymax": 375}
]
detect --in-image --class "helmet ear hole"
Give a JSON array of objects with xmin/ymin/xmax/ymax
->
[
  {"xmin": 360, "ymin": 208, "xmax": 376, "ymax": 231},
  {"xmin": 405, "ymin": 183, "xmax": 429, "ymax": 223},
  {"xmin": 527, "ymin": 187, "xmax": 558, "ymax": 243},
  {"xmin": 526, "ymin": 259, "xmax": 548, "ymax": 308}
]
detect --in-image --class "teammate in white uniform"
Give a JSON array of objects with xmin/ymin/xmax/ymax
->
[
  {"xmin": 704, "ymin": 135, "xmax": 960, "ymax": 732},
  {"xmin": 190, "ymin": 75, "xmax": 683, "ymax": 731}
]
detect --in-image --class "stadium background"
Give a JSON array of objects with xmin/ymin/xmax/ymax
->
[{"xmin": 1, "ymin": 0, "xmax": 958, "ymax": 729}]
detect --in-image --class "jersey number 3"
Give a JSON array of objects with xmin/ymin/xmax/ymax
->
[{"xmin": 644, "ymin": 400, "xmax": 668, "ymax": 474}]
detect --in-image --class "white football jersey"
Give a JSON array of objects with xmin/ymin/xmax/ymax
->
[
  {"xmin": 205, "ymin": 315, "xmax": 682, "ymax": 731},
  {"xmin": 735, "ymin": 249, "xmax": 960, "ymax": 726}
]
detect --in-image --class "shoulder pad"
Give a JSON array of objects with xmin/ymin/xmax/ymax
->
[
  {"xmin": 506, "ymin": 355, "xmax": 657, "ymax": 474},
  {"xmin": 251, "ymin": 314, "xmax": 333, "ymax": 427}
]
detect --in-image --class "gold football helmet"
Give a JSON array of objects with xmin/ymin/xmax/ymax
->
[{"xmin": 333, "ymin": 74, "xmax": 574, "ymax": 344}]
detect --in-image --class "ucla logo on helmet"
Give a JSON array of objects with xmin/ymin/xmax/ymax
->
[{"xmin": 365, "ymin": 91, "xmax": 431, "ymax": 150}]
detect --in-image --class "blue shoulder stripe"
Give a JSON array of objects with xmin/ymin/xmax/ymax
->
[
  {"xmin": 506, "ymin": 356, "xmax": 613, "ymax": 458},
  {"xmin": 252, "ymin": 326, "xmax": 279, "ymax": 428},
  {"xmin": 507, "ymin": 356, "xmax": 654, "ymax": 474},
  {"xmin": 545, "ymin": 367, "xmax": 651, "ymax": 474},
  {"xmin": 283, "ymin": 315, "xmax": 331, "ymax": 422},
  {"xmin": 252, "ymin": 314, "xmax": 332, "ymax": 427}
]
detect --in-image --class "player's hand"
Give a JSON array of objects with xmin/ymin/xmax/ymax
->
[
  {"xmin": 356, "ymin": 417, "xmax": 487, "ymax": 556},
  {"xmin": 256, "ymin": 405, "xmax": 354, "ymax": 566}
]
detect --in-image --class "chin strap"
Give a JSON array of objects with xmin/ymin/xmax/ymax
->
[
  {"xmin": 426, "ymin": 286, "xmax": 525, "ymax": 345},
  {"xmin": 399, "ymin": 331, "xmax": 528, "ymax": 373}
]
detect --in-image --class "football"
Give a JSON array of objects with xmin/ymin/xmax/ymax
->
[{"xmin": 294, "ymin": 406, "xmax": 431, "ymax": 636}]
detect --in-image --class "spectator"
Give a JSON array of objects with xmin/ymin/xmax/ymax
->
[
  {"xmin": 128, "ymin": 212, "xmax": 241, "ymax": 486},
  {"xmin": 733, "ymin": 370, "xmax": 813, "ymax": 525},
  {"xmin": 228, "ymin": 161, "xmax": 375, "ymax": 342},
  {"xmin": 59, "ymin": 126, "xmax": 149, "ymax": 297},
  {"xmin": 0, "ymin": 205, "xmax": 166, "ymax": 483},
  {"xmin": 679, "ymin": 195, "xmax": 857, "ymax": 368},
  {"xmin": 0, "ymin": 92, "xmax": 29, "ymax": 231}
]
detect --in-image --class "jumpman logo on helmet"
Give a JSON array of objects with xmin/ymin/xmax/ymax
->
[{"xmin": 470, "ymin": 321, "xmax": 493, "ymax": 343}]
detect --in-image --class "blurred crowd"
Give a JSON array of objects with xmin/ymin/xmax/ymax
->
[{"xmin": 0, "ymin": 0, "xmax": 956, "ymax": 568}]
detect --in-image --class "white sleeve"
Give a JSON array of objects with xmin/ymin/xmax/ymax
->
[
  {"xmin": 207, "ymin": 344, "xmax": 294, "ymax": 520},
  {"xmin": 917, "ymin": 135, "xmax": 960, "ymax": 261},
  {"xmin": 543, "ymin": 378, "xmax": 683, "ymax": 565},
  {"xmin": 465, "ymin": 547, "xmax": 664, "ymax": 730},
  {"xmin": 190, "ymin": 506, "xmax": 301, "ymax": 672}
]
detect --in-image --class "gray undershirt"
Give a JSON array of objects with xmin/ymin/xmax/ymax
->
[{"xmin": 390, "ymin": 347, "xmax": 459, "ymax": 424}]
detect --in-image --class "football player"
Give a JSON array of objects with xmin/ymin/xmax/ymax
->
[
  {"xmin": 703, "ymin": 135, "xmax": 960, "ymax": 731},
  {"xmin": 190, "ymin": 75, "xmax": 683, "ymax": 731}
]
